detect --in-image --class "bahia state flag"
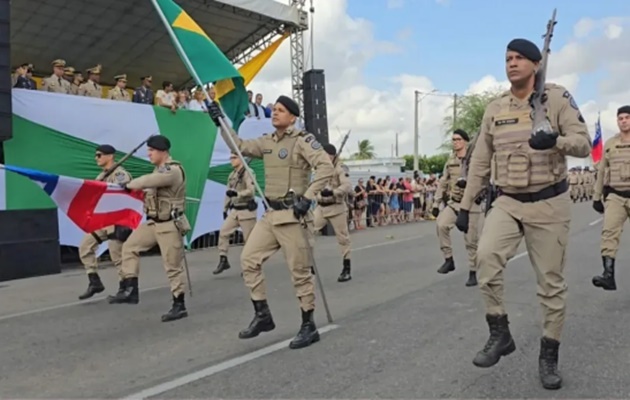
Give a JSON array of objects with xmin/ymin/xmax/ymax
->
[{"xmin": 1, "ymin": 165, "xmax": 145, "ymax": 233}]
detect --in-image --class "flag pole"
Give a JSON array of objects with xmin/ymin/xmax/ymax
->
[{"xmin": 150, "ymin": 0, "xmax": 269, "ymax": 211}]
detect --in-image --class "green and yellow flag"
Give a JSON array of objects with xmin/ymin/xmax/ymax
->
[{"xmin": 152, "ymin": 0, "xmax": 248, "ymax": 129}]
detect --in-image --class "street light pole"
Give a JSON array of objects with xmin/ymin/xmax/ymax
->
[{"xmin": 413, "ymin": 89, "xmax": 438, "ymax": 172}]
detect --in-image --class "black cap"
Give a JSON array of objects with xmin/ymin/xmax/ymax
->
[
  {"xmin": 275, "ymin": 95, "xmax": 300, "ymax": 117},
  {"xmin": 507, "ymin": 38, "xmax": 542, "ymax": 62},
  {"xmin": 323, "ymin": 143, "xmax": 337, "ymax": 156},
  {"xmin": 147, "ymin": 135, "xmax": 171, "ymax": 151},
  {"xmin": 618, "ymin": 105, "xmax": 630, "ymax": 116},
  {"xmin": 453, "ymin": 129, "xmax": 470, "ymax": 142},
  {"xmin": 96, "ymin": 144, "xmax": 116, "ymax": 155}
]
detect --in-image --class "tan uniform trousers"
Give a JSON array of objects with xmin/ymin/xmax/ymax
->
[
  {"xmin": 313, "ymin": 206, "xmax": 351, "ymax": 259},
  {"xmin": 79, "ymin": 230, "xmax": 123, "ymax": 278},
  {"xmin": 569, "ymin": 184, "xmax": 578, "ymax": 199},
  {"xmin": 436, "ymin": 205, "xmax": 480, "ymax": 270},
  {"xmin": 601, "ymin": 193, "xmax": 630, "ymax": 258},
  {"xmin": 476, "ymin": 206, "xmax": 569, "ymax": 341},
  {"xmin": 240, "ymin": 210, "xmax": 316, "ymax": 311},
  {"xmin": 218, "ymin": 211, "xmax": 257, "ymax": 256},
  {"xmin": 121, "ymin": 220, "xmax": 186, "ymax": 296}
]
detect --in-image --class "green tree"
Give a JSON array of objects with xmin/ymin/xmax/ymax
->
[
  {"xmin": 351, "ymin": 139, "xmax": 376, "ymax": 160},
  {"xmin": 402, "ymin": 153, "xmax": 449, "ymax": 174},
  {"xmin": 440, "ymin": 89, "xmax": 503, "ymax": 150}
]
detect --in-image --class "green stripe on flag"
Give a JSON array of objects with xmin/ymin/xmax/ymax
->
[{"xmin": 207, "ymin": 159, "xmax": 266, "ymax": 196}]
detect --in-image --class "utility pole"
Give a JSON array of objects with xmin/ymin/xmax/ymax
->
[
  {"xmin": 395, "ymin": 132, "xmax": 399, "ymax": 157},
  {"xmin": 452, "ymin": 93, "xmax": 458, "ymax": 128},
  {"xmin": 413, "ymin": 91, "xmax": 419, "ymax": 171}
]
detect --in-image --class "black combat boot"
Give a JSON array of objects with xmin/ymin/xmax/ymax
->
[
  {"xmin": 592, "ymin": 256, "xmax": 616, "ymax": 290},
  {"xmin": 437, "ymin": 257, "xmax": 455, "ymax": 274},
  {"xmin": 472, "ymin": 314, "xmax": 516, "ymax": 368},
  {"xmin": 107, "ymin": 280, "xmax": 126, "ymax": 303},
  {"xmin": 465, "ymin": 270, "xmax": 477, "ymax": 287},
  {"xmin": 289, "ymin": 308, "xmax": 320, "ymax": 349},
  {"xmin": 108, "ymin": 277, "xmax": 139, "ymax": 304},
  {"xmin": 238, "ymin": 299, "xmax": 276, "ymax": 339},
  {"xmin": 338, "ymin": 259, "xmax": 352, "ymax": 282},
  {"xmin": 161, "ymin": 293, "xmax": 188, "ymax": 322},
  {"xmin": 213, "ymin": 255, "xmax": 231, "ymax": 275},
  {"xmin": 78, "ymin": 273, "xmax": 105, "ymax": 300},
  {"xmin": 539, "ymin": 337, "xmax": 562, "ymax": 390}
]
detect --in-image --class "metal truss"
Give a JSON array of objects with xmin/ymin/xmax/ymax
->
[
  {"xmin": 289, "ymin": 0, "xmax": 308, "ymax": 120},
  {"xmin": 229, "ymin": 28, "xmax": 285, "ymax": 67}
]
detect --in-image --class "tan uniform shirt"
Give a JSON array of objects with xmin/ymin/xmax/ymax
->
[
  {"xmin": 107, "ymin": 87, "xmax": 131, "ymax": 102},
  {"xmin": 41, "ymin": 74, "xmax": 71, "ymax": 94},
  {"xmin": 315, "ymin": 161, "xmax": 353, "ymax": 217},
  {"xmin": 78, "ymin": 79, "xmax": 103, "ymax": 98},
  {"xmin": 224, "ymin": 166, "xmax": 257, "ymax": 219}
]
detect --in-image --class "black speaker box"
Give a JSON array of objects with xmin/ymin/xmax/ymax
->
[
  {"xmin": 0, "ymin": 0, "xmax": 10, "ymax": 142},
  {"xmin": 302, "ymin": 69, "xmax": 329, "ymax": 145},
  {"xmin": 0, "ymin": 209, "xmax": 61, "ymax": 282}
]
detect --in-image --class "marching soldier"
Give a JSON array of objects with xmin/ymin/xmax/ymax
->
[
  {"xmin": 107, "ymin": 74, "xmax": 131, "ymax": 102},
  {"xmin": 214, "ymin": 152, "xmax": 258, "ymax": 275},
  {"xmin": 585, "ymin": 167, "xmax": 594, "ymax": 200},
  {"xmin": 456, "ymin": 38, "xmax": 591, "ymax": 390},
  {"xmin": 592, "ymin": 105, "xmax": 630, "ymax": 291},
  {"xmin": 568, "ymin": 168, "xmax": 579, "ymax": 202},
  {"xmin": 78, "ymin": 65, "xmax": 103, "ymax": 98},
  {"xmin": 41, "ymin": 59, "xmax": 71, "ymax": 94},
  {"xmin": 432, "ymin": 129, "xmax": 481, "ymax": 287},
  {"xmin": 208, "ymin": 95, "xmax": 334, "ymax": 349},
  {"xmin": 111, "ymin": 135, "xmax": 191, "ymax": 323},
  {"xmin": 313, "ymin": 143, "xmax": 354, "ymax": 282},
  {"xmin": 78, "ymin": 144, "xmax": 133, "ymax": 301},
  {"xmin": 577, "ymin": 167, "xmax": 585, "ymax": 201}
]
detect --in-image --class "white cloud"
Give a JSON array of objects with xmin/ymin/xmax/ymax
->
[
  {"xmin": 247, "ymin": 4, "xmax": 630, "ymax": 166},
  {"xmin": 387, "ymin": 0, "xmax": 404, "ymax": 9}
]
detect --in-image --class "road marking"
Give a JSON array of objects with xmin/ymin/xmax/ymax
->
[
  {"xmin": 123, "ymin": 324, "xmax": 340, "ymax": 399},
  {"xmin": 589, "ymin": 217, "xmax": 603, "ymax": 226},
  {"xmin": 0, "ymin": 235, "xmax": 427, "ymax": 322}
]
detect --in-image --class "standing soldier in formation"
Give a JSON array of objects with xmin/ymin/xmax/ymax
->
[
  {"xmin": 111, "ymin": 136, "xmax": 191, "ymax": 323},
  {"xmin": 313, "ymin": 143, "xmax": 354, "ymax": 282},
  {"xmin": 63, "ymin": 67, "xmax": 75, "ymax": 84},
  {"xmin": 79, "ymin": 65, "xmax": 103, "ymax": 98},
  {"xmin": 107, "ymin": 74, "xmax": 131, "ymax": 102},
  {"xmin": 456, "ymin": 38, "xmax": 591, "ymax": 390},
  {"xmin": 577, "ymin": 167, "xmax": 585, "ymax": 201},
  {"xmin": 214, "ymin": 152, "xmax": 258, "ymax": 275},
  {"xmin": 208, "ymin": 96, "xmax": 334, "ymax": 350},
  {"xmin": 432, "ymin": 129, "xmax": 481, "ymax": 287},
  {"xmin": 584, "ymin": 167, "xmax": 594, "ymax": 200},
  {"xmin": 568, "ymin": 168, "xmax": 579, "ymax": 202},
  {"xmin": 78, "ymin": 144, "xmax": 132, "ymax": 301},
  {"xmin": 41, "ymin": 59, "xmax": 71, "ymax": 94},
  {"xmin": 592, "ymin": 105, "xmax": 630, "ymax": 291}
]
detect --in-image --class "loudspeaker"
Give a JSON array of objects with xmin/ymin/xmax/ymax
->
[
  {"xmin": 0, "ymin": 0, "xmax": 10, "ymax": 142},
  {"xmin": 303, "ymin": 69, "xmax": 329, "ymax": 145},
  {"xmin": 0, "ymin": 209, "xmax": 61, "ymax": 282}
]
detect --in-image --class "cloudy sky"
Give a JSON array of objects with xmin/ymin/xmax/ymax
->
[{"xmin": 247, "ymin": 0, "xmax": 630, "ymax": 162}]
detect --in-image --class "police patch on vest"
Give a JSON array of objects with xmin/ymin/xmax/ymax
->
[
  {"xmin": 495, "ymin": 118, "xmax": 518, "ymax": 126},
  {"xmin": 278, "ymin": 148, "xmax": 288, "ymax": 159}
]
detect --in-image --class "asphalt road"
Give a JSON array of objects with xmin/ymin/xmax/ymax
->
[{"xmin": 1, "ymin": 202, "xmax": 627, "ymax": 399}]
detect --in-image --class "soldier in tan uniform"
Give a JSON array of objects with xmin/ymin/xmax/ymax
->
[
  {"xmin": 313, "ymin": 143, "xmax": 354, "ymax": 282},
  {"xmin": 432, "ymin": 129, "xmax": 481, "ymax": 287},
  {"xmin": 213, "ymin": 152, "xmax": 258, "ymax": 275},
  {"xmin": 69, "ymin": 69, "xmax": 83, "ymax": 95},
  {"xmin": 78, "ymin": 144, "xmax": 133, "ymax": 301},
  {"xmin": 592, "ymin": 105, "xmax": 630, "ymax": 291},
  {"xmin": 63, "ymin": 66, "xmax": 75, "ymax": 83},
  {"xmin": 111, "ymin": 135, "xmax": 192, "ymax": 323},
  {"xmin": 40, "ymin": 59, "xmax": 71, "ymax": 94},
  {"xmin": 577, "ymin": 167, "xmax": 585, "ymax": 201},
  {"xmin": 585, "ymin": 167, "xmax": 594, "ymax": 199},
  {"xmin": 107, "ymin": 74, "xmax": 131, "ymax": 102},
  {"xmin": 208, "ymin": 95, "xmax": 334, "ymax": 349},
  {"xmin": 568, "ymin": 168, "xmax": 579, "ymax": 201},
  {"xmin": 78, "ymin": 64, "xmax": 103, "ymax": 98},
  {"xmin": 456, "ymin": 38, "xmax": 591, "ymax": 390}
]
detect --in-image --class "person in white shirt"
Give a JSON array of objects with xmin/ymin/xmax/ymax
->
[{"xmin": 155, "ymin": 81, "xmax": 176, "ymax": 111}]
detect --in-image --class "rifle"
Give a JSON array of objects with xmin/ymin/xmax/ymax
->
[
  {"xmin": 530, "ymin": 9, "xmax": 558, "ymax": 137},
  {"xmin": 100, "ymin": 134, "xmax": 156, "ymax": 181},
  {"xmin": 333, "ymin": 130, "xmax": 351, "ymax": 164}
]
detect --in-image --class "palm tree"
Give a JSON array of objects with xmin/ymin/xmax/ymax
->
[
  {"xmin": 352, "ymin": 139, "xmax": 376, "ymax": 160},
  {"xmin": 440, "ymin": 89, "xmax": 503, "ymax": 150}
]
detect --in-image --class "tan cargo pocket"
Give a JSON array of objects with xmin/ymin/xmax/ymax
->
[
  {"xmin": 620, "ymin": 162, "xmax": 630, "ymax": 180},
  {"xmin": 506, "ymin": 152, "xmax": 530, "ymax": 188}
]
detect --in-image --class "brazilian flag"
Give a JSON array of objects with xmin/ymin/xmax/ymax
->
[{"xmin": 152, "ymin": 0, "xmax": 249, "ymax": 130}]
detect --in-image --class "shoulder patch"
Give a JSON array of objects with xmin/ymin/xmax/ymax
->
[
  {"xmin": 115, "ymin": 171, "xmax": 126, "ymax": 182},
  {"xmin": 562, "ymin": 90, "xmax": 580, "ymax": 110},
  {"xmin": 158, "ymin": 164, "xmax": 171, "ymax": 173}
]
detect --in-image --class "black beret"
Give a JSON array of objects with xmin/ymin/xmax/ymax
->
[
  {"xmin": 96, "ymin": 144, "xmax": 116, "ymax": 155},
  {"xmin": 147, "ymin": 135, "xmax": 171, "ymax": 151},
  {"xmin": 275, "ymin": 95, "xmax": 300, "ymax": 117},
  {"xmin": 618, "ymin": 105, "xmax": 630, "ymax": 116},
  {"xmin": 453, "ymin": 129, "xmax": 470, "ymax": 142},
  {"xmin": 323, "ymin": 143, "xmax": 337, "ymax": 156},
  {"xmin": 507, "ymin": 38, "xmax": 542, "ymax": 62}
]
